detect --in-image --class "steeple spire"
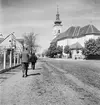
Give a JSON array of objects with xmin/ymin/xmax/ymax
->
[
  {"xmin": 53, "ymin": 5, "xmax": 62, "ymax": 37},
  {"xmin": 56, "ymin": 5, "xmax": 60, "ymax": 20},
  {"xmin": 57, "ymin": 5, "xmax": 59, "ymax": 14},
  {"xmin": 54, "ymin": 5, "xmax": 62, "ymax": 25}
]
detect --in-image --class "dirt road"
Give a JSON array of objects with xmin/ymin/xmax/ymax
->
[{"xmin": 0, "ymin": 59, "xmax": 100, "ymax": 105}]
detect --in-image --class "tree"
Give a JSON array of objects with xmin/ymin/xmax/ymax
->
[
  {"xmin": 56, "ymin": 46, "xmax": 63, "ymax": 58},
  {"xmin": 64, "ymin": 45, "xmax": 71, "ymax": 54},
  {"xmin": 56, "ymin": 46, "xmax": 63, "ymax": 54},
  {"xmin": 23, "ymin": 32, "xmax": 39, "ymax": 55},
  {"xmin": 45, "ymin": 43, "xmax": 58, "ymax": 58},
  {"xmin": 96, "ymin": 37, "xmax": 100, "ymax": 55},
  {"xmin": 83, "ymin": 39, "xmax": 98, "ymax": 59},
  {"xmin": 48, "ymin": 43, "xmax": 58, "ymax": 58}
]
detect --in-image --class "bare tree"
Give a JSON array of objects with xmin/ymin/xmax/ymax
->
[{"xmin": 23, "ymin": 32, "xmax": 40, "ymax": 55}]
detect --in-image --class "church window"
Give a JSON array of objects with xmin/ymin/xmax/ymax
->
[{"xmin": 58, "ymin": 30, "xmax": 60, "ymax": 33}]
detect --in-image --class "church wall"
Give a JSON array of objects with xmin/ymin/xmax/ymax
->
[
  {"xmin": 57, "ymin": 38, "xmax": 78, "ymax": 47},
  {"xmin": 67, "ymin": 38, "xmax": 78, "ymax": 46},
  {"xmin": 84, "ymin": 34, "xmax": 100, "ymax": 43},
  {"xmin": 77, "ymin": 36, "xmax": 85, "ymax": 47},
  {"xmin": 85, "ymin": 34, "xmax": 94, "ymax": 42},
  {"xmin": 57, "ymin": 34, "xmax": 100, "ymax": 49},
  {"xmin": 57, "ymin": 34, "xmax": 100, "ymax": 59},
  {"xmin": 57, "ymin": 38, "xmax": 68, "ymax": 47},
  {"xmin": 93, "ymin": 35, "xmax": 100, "ymax": 40}
]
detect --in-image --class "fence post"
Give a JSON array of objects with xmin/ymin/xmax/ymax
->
[
  {"xmin": 17, "ymin": 54, "xmax": 19, "ymax": 64},
  {"xmin": 14, "ymin": 52, "xmax": 16, "ymax": 66},
  {"xmin": 3, "ymin": 49, "xmax": 6, "ymax": 69},
  {"xmin": 10, "ymin": 50, "xmax": 12, "ymax": 67}
]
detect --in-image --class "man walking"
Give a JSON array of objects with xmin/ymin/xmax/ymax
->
[
  {"xmin": 20, "ymin": 47, "xmax": 29, "ymax": 77},
  {"xmin": 30, "ymin": 52, "xmax": 37, "ymax": 70}
]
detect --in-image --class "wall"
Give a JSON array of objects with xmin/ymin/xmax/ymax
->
[
  {"xmin": 53, "ymin": 25, "xmax": 62, "ymax": 37},
  {"xmin": 57, "ymin": 34, "xmax": 100, "ymax": 59}
]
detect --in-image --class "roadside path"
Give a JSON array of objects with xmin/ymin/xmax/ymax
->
[
  {"xmin": 0, "ymin": 59, "xmax": 100, "ymax": 105},
  {"xmin": 0, "ymin": 61, "xmax": 43, "ymax": 105}
]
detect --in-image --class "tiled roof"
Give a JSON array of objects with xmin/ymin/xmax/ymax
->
[
  {"xmin": 51, "ymin": 24, "xmax": 100, "ymax": 43},
  {"xmin": 0, "ymin": 38, "xmax": 4, "ymax": 43},
  {"xmin": 78, "ymin": 25, "xmax": 100, "ymax": 37},
  {"xmin": 70, "ymin": 42, "xmax": 83, "ymax": 49}
]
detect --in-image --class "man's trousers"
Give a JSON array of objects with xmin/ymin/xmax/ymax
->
[
  {"xmin": 31, "ymin": 62, "xmax": 35, "ymax": 70},
  {"xmin": 22, "ymin": 62, "xmax": 29, "ymax": 77}
]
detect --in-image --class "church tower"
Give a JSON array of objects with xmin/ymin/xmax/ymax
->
[{"xmin": 53, "ymin": 6, "xmax": 62, "ymax": 38}]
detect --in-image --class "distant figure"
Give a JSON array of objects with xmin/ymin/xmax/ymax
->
[
  {"xmin": 20, "ymin": 48, "xmax": 29, "ymax": 77},
  {"xmin": 30, "ymin": 53, "xmax": 37, "ymax": 70}
]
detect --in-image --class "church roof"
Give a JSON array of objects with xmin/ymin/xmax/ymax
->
[
  {"xmin": 51, "ymin": 24, "xmax": 100, "ymax": 43},
  {"xmin": 78, "ymin": 24, "xmax": 100, "ymax": 37},
  {"xmin": 70, "ymin": 42, "xmax": 83, "ymax": 49}
]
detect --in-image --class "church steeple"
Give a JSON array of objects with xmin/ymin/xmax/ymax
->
[
  {"xmin": 53, "ymin": 5, "xmax": 62, "ymax": 37},
  {"xmin": 54, "ymin": 5, "xmax": 62, "ymax": 25}
]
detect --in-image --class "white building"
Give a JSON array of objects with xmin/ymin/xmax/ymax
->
[
  {"xmin": 51, "ymin": 9, "xmax": 100, "ymax": 59},
  {"xmin": 0, "ymin": 33, "xmax": 23, "ymax": 69}
]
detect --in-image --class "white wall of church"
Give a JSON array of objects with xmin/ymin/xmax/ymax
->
[
  {"xmin": 77, "ymin": 36, "xmax": 85, "ymax": 47},
  {"xmin": 57, "ymin": 38, "xmax": 78, "ymax": 47},
  {"xmin": 57, "ymin": 39, "xmax": 68, "ymax": 47},
  {"xmin": 57, "ymin": 34, "xmax": 100, "ymax": 59},
  {"xmin": 94, "ymin": 35, "xmax": 100, "ymax": 40},
  {"xmin": 67, "ymin": 38, "xmax": 78, "ymax": 46},
  {"xmin": 57, "ymin": 34, "xmax": 100, "ymax": 49},
  {"xmin": 85, "ymin": 34, "xmax": 94, "ymax": 42}
]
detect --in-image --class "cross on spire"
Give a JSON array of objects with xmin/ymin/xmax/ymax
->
[
  {"xmin": 57, "ymin": 5, "xmax": 59, "ymax": 14},
  {"xmin": 56, "ymin": 5, "xmax": 60, "ymax": 20}
]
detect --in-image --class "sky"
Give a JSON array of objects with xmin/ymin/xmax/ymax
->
[{"xmin": 0, "ymin": 0, "xmax": 100, "ymax": 53}]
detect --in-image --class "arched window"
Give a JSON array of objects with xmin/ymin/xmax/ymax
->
[{"xmin": 58, "ymin": 30, "xmax": 60, "ymax": 33}]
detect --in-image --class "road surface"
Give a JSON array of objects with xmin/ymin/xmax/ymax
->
[{"xmin": 0, "ymin": 58, "xmax": 100, "ymax": 105}]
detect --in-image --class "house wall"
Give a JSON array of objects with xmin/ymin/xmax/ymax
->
[
  {"xmin": 71, "ymin": 50, "xmax": 84, "ymax": 59},
  {"xmin": 16, "ymin": 40, "xmax": 23, "ymax": 53},
  {"xmin": 0, "ymin": 35, "xmax": 12, "ymax": 49}
]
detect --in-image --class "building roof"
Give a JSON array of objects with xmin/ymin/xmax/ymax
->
[
  {"xmin": 70, "ymin": 42, "xmax": 83, "ymax": 49},
  {"xmin": 0, "ymin": 38, "xmax": 4, "ymax": 43},
  {"xmin": 78, "ymin": 24, "xmax": 100, "ymax": 37},
  {"xmin": 51, "ymin": 24, "xmax": 100, "ymax": 43},
  {"xmin": 0, "ymin": 34, "xmax": 23, "ymax": 52}
]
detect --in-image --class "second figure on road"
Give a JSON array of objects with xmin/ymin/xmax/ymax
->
[{"xmin": 30, "ymin": 53, "xmax": 37, "ymax": 70}]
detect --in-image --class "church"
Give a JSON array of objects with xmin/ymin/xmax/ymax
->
[{"xmin": 51, "ymin": 7, "xmax": 100, "ymax": 59}]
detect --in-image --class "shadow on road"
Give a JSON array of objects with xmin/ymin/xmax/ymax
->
[
  {"xmin": 27, "ymin": 73, "xmax": 41, "ymax": 77},
  {"xmin": 28, "ymin": 67, "xmax": 42, "ymax": 70}
]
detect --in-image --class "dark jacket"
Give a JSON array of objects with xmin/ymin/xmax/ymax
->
[
  {"xmin": 20, "ymin": 50, "xmax": 29, "ymax": 63},
  {"xmin": 30, "ymin": 53, "xmax": 37, "ymax": 63}
]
